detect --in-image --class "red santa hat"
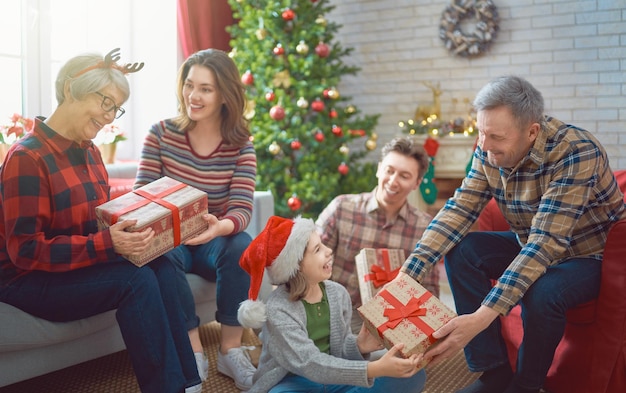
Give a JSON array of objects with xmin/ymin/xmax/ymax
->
[{"xmin": 237, "ymin": 215, "xmax": 316, "ymax": 329}]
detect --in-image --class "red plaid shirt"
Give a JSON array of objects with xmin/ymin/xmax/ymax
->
[
  {"xmin": 316, "ymin": 188, "xmax": 439, "ymax": 307},
  {"xmin": 0, "ymin": 118, "xmax": 116, "ymax": 284}
]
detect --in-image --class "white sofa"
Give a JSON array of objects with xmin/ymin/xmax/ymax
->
[{"xmin": 0, "ymin": 164, "xmax": 274, "ymax": 387}]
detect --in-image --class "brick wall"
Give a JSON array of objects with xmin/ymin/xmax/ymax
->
[{"xmin": 329, "ymin": 0, "xmax": 626, "ymax": 168}]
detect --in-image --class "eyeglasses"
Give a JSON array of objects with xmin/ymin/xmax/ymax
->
[{"xmin": 94, "ymin": 91, "xmax": 125, "ymax": 119}]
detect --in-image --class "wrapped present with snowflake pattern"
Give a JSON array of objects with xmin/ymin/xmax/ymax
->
[
  {"xmin": 357, "ymin": 276, "xmax": 456, "ymax": 368},
  {"xmin": 96, "ymin": 176, "xmax": 208, "ymax": 266}
]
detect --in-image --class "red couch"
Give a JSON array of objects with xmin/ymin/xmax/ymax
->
[{"xmin": 477, "ymin": 170, "xmax": 626, "ymax": 393}]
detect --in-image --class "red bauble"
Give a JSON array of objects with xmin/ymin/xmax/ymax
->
[
  {"xmin": 329, "ymin": 108, "xmax": 338, "ymax": 118},
  {"xmin": 241, "ymin": 70, "xmax": 254, "ymax": 85},
  {"xmin": 314, "ymin": 131, "xmax": 325, "ymax": 142},
  {"xmin": 269, "ymin": 105, "xmax": 285, "ymax": 120},
  {"xmin": 273, "ymin": 44, "xmax": 285, "ymax": 55},
  {"xmin": 311, "ymin": 99, "xmax": 325, "ymax": 112},
  {"xmin": 331, "ymin": 125, "xmax": 343, "ymax": 136},
  {"xmin": 323, "ymin": 88, "xmax": 330, "ymax": 99},
  {"xmin": 349, "ymin": 129, "xmax": 366, "ymax": 137},
  {"xmin": 338, "ymin": 162, "xmax": 349, "ymax": 175},
  {"xmin": 265, "ymin": 91, "xmax": 276, "ymax": 102},
  {"xmin": 287, "ymin": 195, "xmax": 302, "ymax": 211},
  {"xmin": 282, "ymin": 9, "xmax": 295, "ymax": 21},
  {"xmin": 290, "ymin": 139, "xmax": 302, "ymax": 150},
  {"xmin": 315, "ymin": 42, "xmax": 330, "ymax": 58}
]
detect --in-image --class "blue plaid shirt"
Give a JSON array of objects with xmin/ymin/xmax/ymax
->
[{"xmin": 402, "ymin": 116, "xmax": 626, "ymax": 315}]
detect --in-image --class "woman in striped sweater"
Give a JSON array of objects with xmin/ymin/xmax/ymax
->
[{"xmin": 135, "ymin": 49, "xmax": 257, "ymax": 391}]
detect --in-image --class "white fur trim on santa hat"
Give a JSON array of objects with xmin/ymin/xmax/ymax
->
[
  {"xmin": 238, "ymin": 299, "xmax": 267, "ymax": 329},
  {"xmin": 266, "ymin": 217, "xmax": 316, "ymax": 285}
]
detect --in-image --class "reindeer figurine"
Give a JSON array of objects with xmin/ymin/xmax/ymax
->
[{"xmin": 414, "ymin": 81, "xmax": 442, "ymax": 121}]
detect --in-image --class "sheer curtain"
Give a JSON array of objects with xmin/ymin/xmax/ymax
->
[{"xmin": 177, "ymin": 0, "xmax": 233, "ymax": 58}]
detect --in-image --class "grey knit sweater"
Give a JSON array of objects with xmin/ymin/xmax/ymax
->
[{"xmin": 249, "ymin": 280, "xmax": 373, "ymax": 392}]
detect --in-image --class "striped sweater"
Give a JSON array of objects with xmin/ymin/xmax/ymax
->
[{"xmin": 135, "ymin": 119, "xmax": 257, "ymax": 234}]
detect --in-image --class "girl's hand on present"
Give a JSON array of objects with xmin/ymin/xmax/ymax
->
[
  {"xmin": 425, "ymin": 305, "xmax": 499, "ymax": 366},
  {"xmin": 110, "ymin": 219, "xmax": 155, "ymax": 257},
  {"xmin": 367, "ymin": 343, "xmax": 422, "ymax": 378},
  {"xmin": 356, "ymin": 323, "xmax": 384, "ymax": 354},
  {"xmin": 184, "ymin": 214, "xmax": 234, "ymax": 246}
]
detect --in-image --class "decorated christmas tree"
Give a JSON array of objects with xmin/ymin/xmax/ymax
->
[{"xmin": 227, "ymin": 0, "xmax": 379, "ymax": 218}]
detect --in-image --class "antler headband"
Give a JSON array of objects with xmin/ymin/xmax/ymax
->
[{"xmin": 72, "ymin": 48, "xmax": 144, "ymax": 78}]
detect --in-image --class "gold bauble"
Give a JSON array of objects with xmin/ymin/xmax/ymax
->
[
  {"xmin": 365, "ymin": 139, "xmax": 377, "ymax": 150},
  {"xmin": 295, "ymin": 40, "xmax": 309, "ymax": 55},
  {"xmin": 345, "ymin": 105, "xmax": 356, "ymax": 114},
  {"xmin": 327, "ymin": 87, "xmax": 339, "ymax": 100},
  {"xmin": 315, "ymin": 15, "xmax": 327, "ymax": 26},
  {"xmin": 296, "ymin": 96, "xmax": 309, "ymax": 108},
  {"xmin": 243, "ymin": 100, "xmax": 256, "ymax": 120},
  {"xmin": 339, "ymin": 144, "xmax": 349, "ymax": 155},
  {"xmin": 370, "ymin": 132, "xmax": 378, "ymax": 141},
  {"xmin": 255, "ymin": 28, "xmax": 267, "ymax": 40},
  {"xmin": 268, "ymin": 141, "xmax": 281, "ymax": 155}
]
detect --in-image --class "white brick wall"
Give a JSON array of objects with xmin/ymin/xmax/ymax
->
[{"xmin": 329, "ymin": 0, "xmax": 626, "ymax": 168}]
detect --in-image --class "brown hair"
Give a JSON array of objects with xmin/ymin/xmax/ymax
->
[
  {"xmin": 285, "ymin": 270, "xmax": 310, "ymax": 302},
  {"xmin": 381, "ymin": 136, "xmax": 430, "ymax": 179},
  {"xmin": 173, "ymin": 49, "xmax": 250, "ymax": 146}
]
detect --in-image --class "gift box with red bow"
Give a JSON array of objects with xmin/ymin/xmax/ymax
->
[
  {"xmin": 355, "ymin": 248, "xmax": 405, "ymax": 304},
  {"xmin": 96, "ymin": 176, "xmax": 208, "ymax": 267},
  {"xmin": 357, "ymin": 276, "xmax": 456, "ymax": 365}
]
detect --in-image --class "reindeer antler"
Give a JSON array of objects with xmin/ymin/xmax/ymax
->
[{"xmin": 73, "ymin": 48, "xmax": 144, "ymax": 78}]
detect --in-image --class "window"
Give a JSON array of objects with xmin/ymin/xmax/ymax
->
[{"xmin": 0, "ymin": 0, "xmax": 179, "ymax": 160}]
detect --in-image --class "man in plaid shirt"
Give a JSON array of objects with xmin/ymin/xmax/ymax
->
[
  {"xmin": 398, "ymin": 75, "xmax": 626, "ymax": 393},
  {"xmin": 316, "ymin": 136, "xmax": 438, "ymax": 331}
]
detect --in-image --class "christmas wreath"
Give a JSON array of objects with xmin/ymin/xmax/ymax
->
[{"xmin": 439, "ymin": 0, "xmax": 499, "ymax": 58}]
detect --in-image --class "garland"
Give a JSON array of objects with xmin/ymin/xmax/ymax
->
[{"xmin": 439, "ymin": 0, "xmax": 499, "ymax": 58}]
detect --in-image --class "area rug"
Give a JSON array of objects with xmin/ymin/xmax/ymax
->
[{"xmin": 0, "ymin": 321, "xmax": 477, "ymax": 392}]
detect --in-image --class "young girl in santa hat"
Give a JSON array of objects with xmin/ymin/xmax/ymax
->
[{"xmin": 238, "ymin": 215, "xmax": 426, "ymax": 393}]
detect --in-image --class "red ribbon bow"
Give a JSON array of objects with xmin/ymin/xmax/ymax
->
[
  {"xmin": 364, "ymin": 264, "xmax": 400, "ymax": 288},
  {"xmin": 376, "ymin": 288, "xmax": 436, "ymax": 344}
]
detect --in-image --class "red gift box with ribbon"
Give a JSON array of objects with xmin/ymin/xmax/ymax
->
[
  {"xmin": 95, "ymin": 176, "xmax": 208, "ymax": 267},
  {"xmin": 357, "ymin": 276, "xmax": 456, "ymax": 366},
  {"xmin": 355, "ymin": 248, "xmax": 405, "ymax": 304}
]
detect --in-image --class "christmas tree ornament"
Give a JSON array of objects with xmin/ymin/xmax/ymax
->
[
  {"xmin": 268, "ymin": 141, "xmax": 281, "ymax": 155},
  {"xmin": 327, "ymin": 87, "xmax": 340, "ymax": 99},
  {"xmin": 269, "ymin": 105, "xmax": 286, "ymax": 120},
  {"xmin": 323, "ymin": 89, "xmax": 330, "ymax": 99},
  {"xmin": 370, "ymin": 132, "xmax": 378, "ymax": 141},
  {"xmin": 349, "ymin": 129, "xmax": 366, "ymax": 137},
  {"xmin": 315, "ymin": 15, "xmax": 327, "ymax": 26},
  {"xmin": 311, "ymin": 99, "xmax": 325, "ymax": 112},
  {"xmin": 365, "ymin": 138, "xmax": 377, "ymax": 150},
  {"xmin": 244, "ymin": 100, "xmax": 256, "ymax": 120},
  {"xmin": 329, "ymin": 108, "xmax": 338, "ymax": 119},
  {"xmin": 338, "ymin": 162, "xmax": 349, "ymax": 175},
  {"xmin": 255, "ymin": 28, "xmax": 267, "ymax": 40},
  {"xmin": 315, "ymin": 42, "xmax": 330, "ymax": 58},
  {"xmin": 282, "ymin": 8, "xmax": 295, "ymax": 21},
  {"xmin": 290, "ymin": 139, "xmax": 302, "ymax": 150},
  {"xmin": 345, "ymin": 105, "xmax": 356, "ymax": 114},
  {"xmin": 272, "ymin": 70, "xmax": 292, "ymax": 88},
  {"xmin": 296, "ymin": 96, "xmax": 309, "ymax": 108},
  {"xmin": 265, "ymin": 91, "xmax": 276, "ymax": 102},
  {"xmin": 339, "ymin": 144, "xmax": 349, "ymax": 155},
  {"xmin": 287, "ymin": 195, "xmax": 302, "ymax": 211},
  {"xmin": 241, "ymin": 70, "xmax": 254, "ymax": 85},
  {"xmin": 331, "ymin": 125, "xmax": 343, "ymax": 136},
  {"xmin": 273, "ymin": 43, "xmax": 285, "ymax": 56},
  {"xmin": 296, "ymin": 40, "xmax": 309, "ymax": 55},
  {"xmin": 314, "ymin": 130, "xmax": 325, "ymax": 142}
]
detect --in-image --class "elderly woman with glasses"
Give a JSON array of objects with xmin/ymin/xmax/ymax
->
[{"xmin": 0, "ymin": 49, "xmax": 203, "ymax": 393}]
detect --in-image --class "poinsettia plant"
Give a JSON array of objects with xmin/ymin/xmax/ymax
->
[
  {"xmin": 0, "ymin": 113, "xmax": 34, "ymax": 145},
  {"xmin": 93, "ymin": 124, "xmax": 127, "ymax": 145}
]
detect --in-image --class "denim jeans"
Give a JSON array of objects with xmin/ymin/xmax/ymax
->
[
  {"xmin": 268, "ymin": 370, "xmax": 426, "ymax": 393},
  {"xmin": 0, "ymin": 256, "xmax": 201, "ymax": 393},
  {"xmin": 444, "ymin": 231, "xmax": 601, "ymax": 389},
  {"xmin": 166, "ymin": 231, "xmax": 252, "ymax": 327}
]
